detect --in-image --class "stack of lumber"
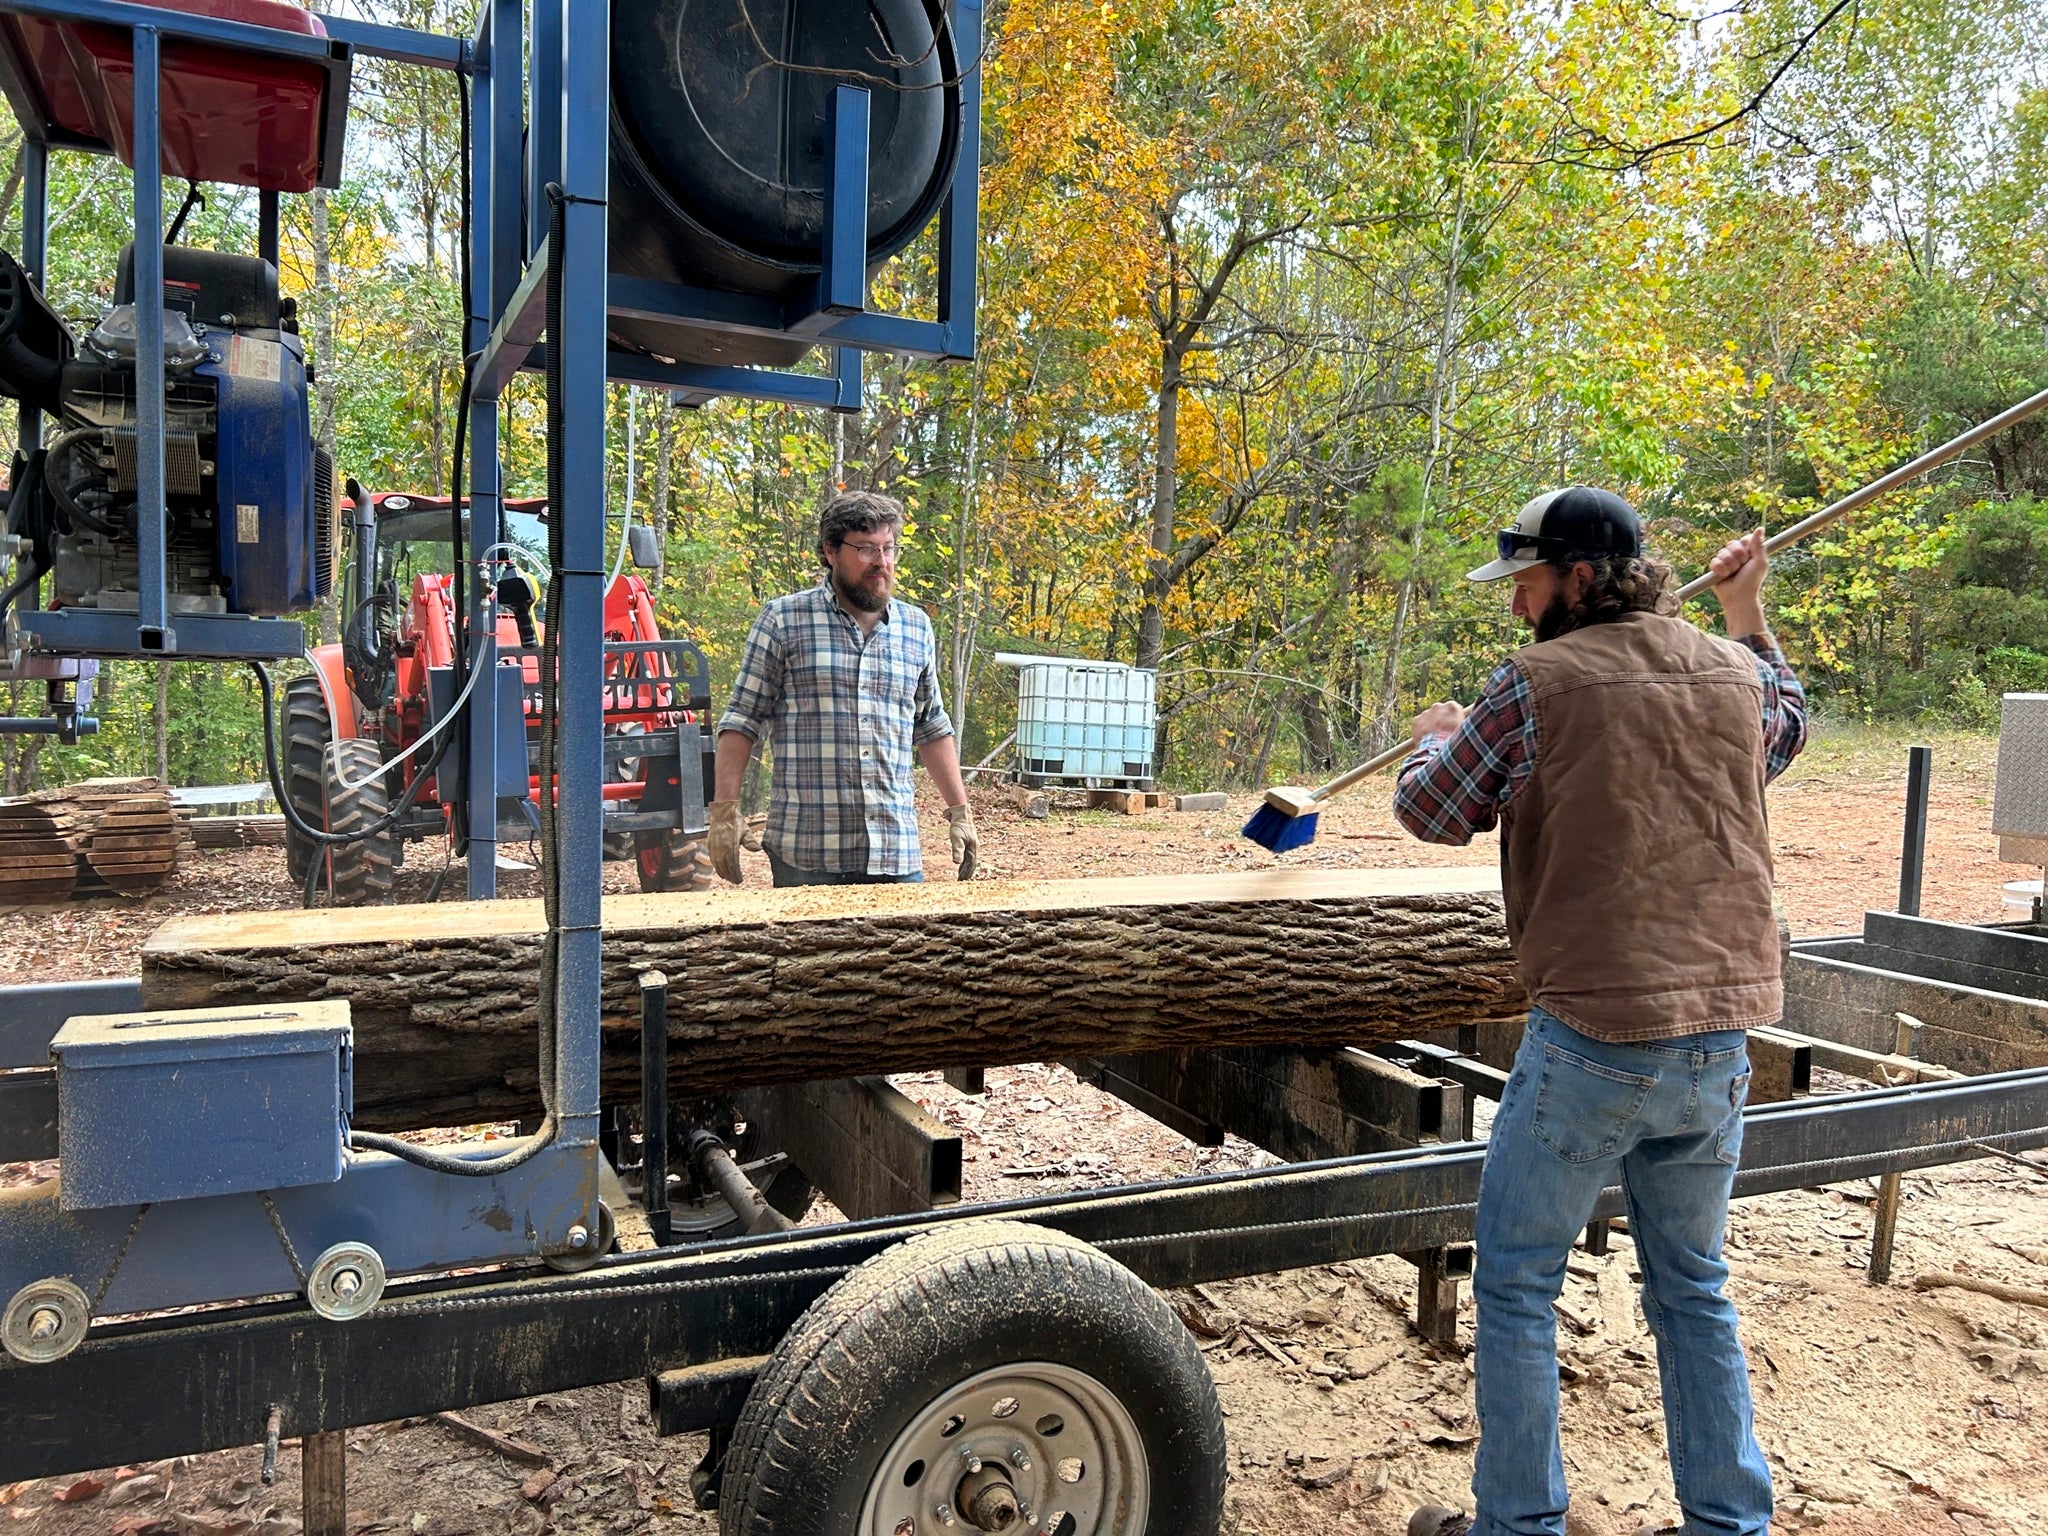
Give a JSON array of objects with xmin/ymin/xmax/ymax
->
[
  {"xmin": 72, "ymin": 780, "xmax": 182, "ymax": 896},
  {"xmin": 140, "ymin": 867, "xmax": 1525, "ymax": 1131},
  {"xmin": 0, "ymin": 778, "xmax": 183, "ymax": 904},
  {"xmin": 186, "ymin": 813, "xmax": 288, "ymax": 849},
  {"xmin": 0, "ymin": 797, "xmax": 85, "ymax": 904}
]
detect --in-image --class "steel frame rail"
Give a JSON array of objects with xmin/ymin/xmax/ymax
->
[{"xmin": 2, "ymin": 1063, "xmax": 2044, "ymax": 1482}]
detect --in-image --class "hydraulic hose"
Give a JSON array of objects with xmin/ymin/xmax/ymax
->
[
  {"xmin": 350, "ymin": 187, "xmax": 574, "ymax": 1179},
  {"xmin": 248, "ymin": 660, "xmax": 456, "ymax": 848},
  {"xmin": 534, "ymin": 181, "xmax": 572, "ymax": 1121},
  {"xmin": 349, "ymin": 1119, "xmax": 558, "ymax": 1175}
]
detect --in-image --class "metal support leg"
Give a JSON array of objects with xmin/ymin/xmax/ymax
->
[
  {"xmin": 640, "ymin": 971, "xmax": 670, "ymax": 1246},
  {"xmin": 302, "ymin": 1429, "xmax": 345, "ymax": 1536},
  {"xmin": 18, "ymin": 139, "xmax": 47, "ymax": 455},
  {"xmin": 1401, "ymin": 1245, "xmax": 1471, "ymax": 1348},
  {"xmin": 1582, "ymin": 1217, "xmax": 1611, "ymax": 1257},
  {"xmin": 130, "ymin": 25, "xmax": 172, "ymax": 652},
  {"xmin": 465, "ymin": 47, "xmax": 503, "ymax": 899},
  {"xmin": 1899, "ymin": 744, "xmax": 1932, "ymax": 916},
  {"xmin": 1869, "ymin": 1013, "xmax": 1926, "ymax": 1284},
  {"xmin": 259, "ymin": 189, "xmax": 280, "ymax": 270}
]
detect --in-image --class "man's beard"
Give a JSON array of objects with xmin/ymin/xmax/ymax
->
[
  {"xmin": 833, "ymin": 568, "xmax": 892, "ymax": 614},
  {"xmin": 1533, "ymin": 589, "xmax": 1580, "ymax": 642}
]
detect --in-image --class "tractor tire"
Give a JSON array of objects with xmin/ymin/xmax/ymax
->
[
  {"xmin": 634, "ymin": 829, "xmax": 717, "ymax": 893},
  {"xmin": 319, "ymin": 738, "xmax": 397, "ymax": 906},
  {"xmin": 282, "ymin": 675, "xmax": 332, "ymax": 883},
  {"xmin": 717, "ymin": 1220, "xmax": 1227, "ymax": 1534}
]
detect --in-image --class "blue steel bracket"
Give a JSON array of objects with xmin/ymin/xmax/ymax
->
[
  {"xmin": 0, "ymin": 1140, "xmax": 606, "ymax": 1317},
  {"xmin": 621, "ymin": 347, "xmax": 863, "ymax": 414},
  {"xmin": 0, "ymin": 980, "xmax": 142, "ymax": 1069},
  {"xmin": 13, "ymin": 608, "xmax": 305, "ymax": 662},
  {"xmin": 799, "ymin": 84, "xmax": 872, "ymax": 325},
  {"xmin": 607, "ymin": 275, "xmax": 957, "ymax": 362}
]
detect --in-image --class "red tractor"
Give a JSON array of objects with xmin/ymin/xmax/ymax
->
[{"xmin": 284, "ymin": 487, "xmax": 716, "ymax": 903}]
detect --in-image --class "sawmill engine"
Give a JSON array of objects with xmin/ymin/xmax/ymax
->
[{"xmin": 0, "ymin": 242, "xmax": 333, "ymax": 627}]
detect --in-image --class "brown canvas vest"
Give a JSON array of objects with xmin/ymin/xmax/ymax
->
[{"xmin": 1498, "ymin": 611, "xmax": 1782, "ymax": 1040}]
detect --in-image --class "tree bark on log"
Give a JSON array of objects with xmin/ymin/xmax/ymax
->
[{"xmin": 139, "ymin": 868, "xmax": 1524, "ymax": 1131}]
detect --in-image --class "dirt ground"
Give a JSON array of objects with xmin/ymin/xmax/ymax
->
[{"xmin": 2, "ymin": 721, "xmax": 2043, "ymax": 1536}]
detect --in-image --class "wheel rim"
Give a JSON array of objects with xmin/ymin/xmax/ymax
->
[{"xmin": 858, "ymin": 1361, "xmax": 1148, "ymax": 1535}]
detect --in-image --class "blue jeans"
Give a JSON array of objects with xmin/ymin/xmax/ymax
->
[
  {"xmin": 767, "ymin": 850, "xmax": 924, "ymax": 887},
  {"xmin": 1472, "ymin": 1007, "xmax": 1772, "ymax": 1536}
]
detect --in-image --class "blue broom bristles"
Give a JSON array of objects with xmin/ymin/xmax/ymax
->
[{"xmin": 1241, "ymin": 802, "xmax": 1319, "ymax": 852}]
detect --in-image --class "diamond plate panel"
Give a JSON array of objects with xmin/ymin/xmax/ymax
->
[{"xmin": 1993, "ymin": 694, "xmax": 2048, "ymax": 839}]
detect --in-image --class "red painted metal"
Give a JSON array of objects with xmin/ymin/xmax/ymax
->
[
  {"xmin": 305, "ymin": 501, "xmax": 698, "ymax": 843},
  {"xmin": 4, "ymin": 0, "xmax": 331, "ymax": 192}
]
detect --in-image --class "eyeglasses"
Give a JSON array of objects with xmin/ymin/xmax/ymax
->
[{"xmin": 841, "ymin": 540, "xmax": 900, "ymax": 564}]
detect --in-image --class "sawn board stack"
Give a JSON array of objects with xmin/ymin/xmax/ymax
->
[{"xmin": 0, "ymin": 778, "xmax": 183, "ymax": 903}]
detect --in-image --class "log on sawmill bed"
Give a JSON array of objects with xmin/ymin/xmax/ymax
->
[{"xmin": 139, "ymin": 868, "xmax": 1523, "ymax": 1131}]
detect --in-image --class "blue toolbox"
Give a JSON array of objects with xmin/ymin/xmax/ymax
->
[{"xmin": 50, "ymin": 1001, "xmax": 352, "ymax": 1211}]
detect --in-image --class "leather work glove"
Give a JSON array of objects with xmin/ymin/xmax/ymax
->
[
  {"xmin": 707, "ymin": 799, "xmax": 744, "ymax": 885},
  {"xmin": 944, "ymin": 802, "xmax": 979, "ymax": 881}
]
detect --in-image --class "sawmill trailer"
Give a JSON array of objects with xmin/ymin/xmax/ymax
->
[{"xmin": 2, "ymin": 0, "xmax": 2048, "ymax": 1533}]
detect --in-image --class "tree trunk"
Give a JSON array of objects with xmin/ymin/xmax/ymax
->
[
  {"xmin": 152, "ymin": 665, "xmax": 170, "ymax": 783},
  {"xmin": 1135, "ymin": 343, "xmax": 1181, "ymax": 671},
  {"xmin": 140, "ymin": 868, "xmax": 1522, "ymax": 1131}
]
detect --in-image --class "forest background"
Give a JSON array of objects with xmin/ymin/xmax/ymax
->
[{"xmin": 2, "ymin": 0, "xmax": 2046, "ymax": 795}]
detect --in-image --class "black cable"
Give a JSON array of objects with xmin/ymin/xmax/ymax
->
[
  {"xmin": 534, "ymin": 182, "xmax": 571, "ymax": 1119},
  {"xmin": 248, "ymin": 661, "xmax": 456, "ymax": 849},
  {"xmin": 445, "ymin": 354, "xmax": 480, "ymax": 859},
  {"xmin": 164, "ymin": 181, "xmax": 204, "ymax": 244},
  {"xmin": 446, "ymin": 66, "xmax": 480, "ymax": 858},
  {"xmin": 349, "ymin": 1122, "xmax": 555, "ymax": 1176}
]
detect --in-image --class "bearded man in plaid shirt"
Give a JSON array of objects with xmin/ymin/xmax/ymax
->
[{"xmin": 707, "ymin": 490, "xmax": 978, "ymax": 887}]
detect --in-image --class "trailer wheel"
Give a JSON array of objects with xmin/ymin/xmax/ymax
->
[
  {"xmin": 319, "ymin": 738, "xmax": 397, "ymax": 906},
  {"xmin": 718, "ymin": 1220, "xmax": 1226, "ymax": 1536},
  {"xmin": 634, "ymin": 829, "xmax": 717, "ymax": 893},
  {"xmin": 282, "ymin": 674, "xmax": 332, "ymax": 882}
]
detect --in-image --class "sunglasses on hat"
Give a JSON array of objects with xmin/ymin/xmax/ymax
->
[{"xmin": 1495, "ymin": 530, "xmax": 1572, "ymax": 562}]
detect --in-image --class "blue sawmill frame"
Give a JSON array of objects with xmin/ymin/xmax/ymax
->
[{"xmin": 0, "ymin": 0, "xmax": 984, "ymax": 1313}]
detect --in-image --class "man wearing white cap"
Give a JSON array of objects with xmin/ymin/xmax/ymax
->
[{"xmin": 1395, "ymin": 487, "xmax": 1807, "ymax": 1536}]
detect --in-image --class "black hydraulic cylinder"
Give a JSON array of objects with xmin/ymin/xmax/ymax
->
[
  {"xmin": 1899, "ymin": 744, "xmax": 1932, "ymax": 917},
  {"xmin": 689, "ymin": 1133, "xmax": 791, "ymax": 1237},
  {"xmin": 640, "ymin": 971, "xmax": 670, "ymax": 1247}
]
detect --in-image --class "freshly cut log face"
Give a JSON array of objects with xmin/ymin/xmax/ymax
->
[{"xmin": 140, "ymin": 867, "xmax": 1523, "ymax": 1132}]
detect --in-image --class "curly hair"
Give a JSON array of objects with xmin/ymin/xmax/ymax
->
[
  {"xmin": 1535, "ymin": 552, "xmax": 1678, "ymax": 640},
  {"xmin": 816, "ymin": 490, "xmax": 904, "ymax": 564}
]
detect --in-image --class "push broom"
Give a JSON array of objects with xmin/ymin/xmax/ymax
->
[{"xmin": 1242, "ymin": 380, "xmax": 2048, "ymax": 853}]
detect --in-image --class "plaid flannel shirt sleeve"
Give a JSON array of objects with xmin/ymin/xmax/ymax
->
[
  {"xmin": 1733, "ymin": 631, "xmax": 1809, "ymax": 783},
  {"xmin": 910, "ymin": 621, "xmax": 954, "ymax": 747},
  {"xmin": 716, "ymin": 605, "xmax": 784, "ymax": 741},
  {"xmin": 1392, "ymin": 662, "xmax": 1536, "ymax": 846}
]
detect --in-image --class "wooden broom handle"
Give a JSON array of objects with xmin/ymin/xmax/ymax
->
[
  {"xmin": 1675, "ymin": 381, "xmax": 2048, "ymax": 603},
  {"xmin": 1294, "ymin": 383, "xmax": 2048, "ymax": 809},
  {"xmin": 1309, "ymin": 740, "xmax": 1416, "ymax": 804}
]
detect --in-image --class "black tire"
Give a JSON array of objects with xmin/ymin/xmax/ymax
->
[
  {"xmin": 718, "ymin": 1220, "xmax": 1227, "ymax": 1535},
  {"xmin": 634, "ymin": 829, "xmax": 717, "ymax": 893},
  {"xmin": 319, "ymin": 738, "xmax": 397, "ymax": 906},
  {"xmin": 282, "ymin": 675, "xmax": 332, "ymax": 883}
]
